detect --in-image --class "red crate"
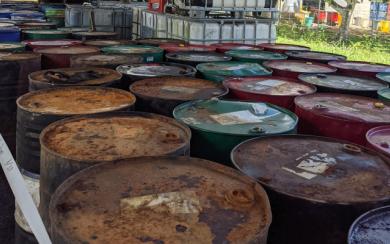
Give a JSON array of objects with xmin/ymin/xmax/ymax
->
[{"xmin": 148, "ymin": 0, "xmax": 167, "ymax": 13}]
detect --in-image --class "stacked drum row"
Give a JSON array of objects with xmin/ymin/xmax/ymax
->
[{"xmin": 0, "ymin": 31, "xmax": 388, "ymax": 244}]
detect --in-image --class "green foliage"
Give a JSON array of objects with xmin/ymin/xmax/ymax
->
[{"xmin": 277, "ymin": 23, "xmax": 390, "ymax": 64}]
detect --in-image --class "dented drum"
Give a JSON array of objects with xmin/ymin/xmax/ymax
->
[
  {"xmin": 28, "ymin": 67, "xmax": 122, "ymax": 91},
  {"xmin": 39, "ymin": 112, "xmax": 191, "ymax": 228},
  {"xmin": 49, "ymin": 156, "xmax": 272, "ymax": 244},
  {"xmin": 294, "ymin": 93, "xmax": 390, "ymax": 145},
  {"xmin": 231, "ymin": 135, "xmax": 390, "ymax": 244},
  {"xmin": 16, "ymin": 86, "xmax": 135, "ymax": 174},
  {"xmin": 130, "ymin": 76, "xmax": 228, "ymax": 116}
]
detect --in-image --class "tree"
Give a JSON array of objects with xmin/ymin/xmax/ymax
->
[{"xmin": 328, "ymin": 0, "xmax": 359, "ymax": 41}]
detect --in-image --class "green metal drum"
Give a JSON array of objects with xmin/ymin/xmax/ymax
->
[
  {"xmin": 377, "ymin": 73, "xmax": 390, "ymax": 84},
  {"xmin": 57, "ymin": 27, "xmax": 89, "ymax": 33},
  {"xmin": 0, "ymin": 42, "xmax": 25, "ymax": 52},
  {"xmin": 101, "ymin": 45, "xmax": 164, "ymax": 63},
  {"xmin": 173, "ymin": 99, "xmax": 298, "ymax": 164},
  {"xmin": 378, "ymin": 88, "xmax": 390, "ymax": 103},
  {"xmin": 196, "ymin": 61, "xmax": 272, "ymax": 82},
  {"xmin": 47, "ymin": 17, "xmax": 65, "ymax": 28},
  {"xmin": 22, "ymin": 30, "xmax": 69, "ymax": 40},
  {"xmin": 225, "ymin": 50, "xmax": 288, "ymax": 64}
]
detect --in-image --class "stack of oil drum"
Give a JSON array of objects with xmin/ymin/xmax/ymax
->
[{"xmin": 0, "ymin": 2, "xmax": 389, "ymax": 244}]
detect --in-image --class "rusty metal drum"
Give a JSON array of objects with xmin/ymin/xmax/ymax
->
[
  {"xmin": 298, "ymin": 74, "xmax": 388, "ymax": 97},
  {"xmin": 28, "ymin": 67, "xmax": 122, "ymax": 91},
  {"xmin": 231, "ymin": 135, "xmax": 390, "ymax": 244},
  {"xmin": 83, "ymin": 39, "xmax": 133, "ymax": 48},
  {"xmin": 22, "ymin": 39, "xmax": 82, "ymax": 50},
  {"xmin": 211, "ymin": 42, "xmax": 261, "ymax": 53},
  {"xmin": 328, "ymin": 61, "xmax": 390, "ymax": 78},
  {"xmin": 263, "ymin": 60, "xmax": 337, "ymax": 79},
  {"xmin": 295, "ymin": 93, "xmax": 390, "ymax": 146},
  {"xmin": 72, "ymin": 31, "xmax": 119, "ymax": 41},
  {"xmin": 258, "ymin": 43, "xmax": 310, "ymax": 53},
  {"xmin": 0, "ymin": 52, "xmax": 41, "ymax": 155},
  {"xmin": 366, "ymin": 125, "xmax": 390, "ymax": 157},
  {"xmin": 130, "ymin": 76, "xmax": 228, "ymax": 116},
  {"xmin": 16, "ymin": 86, "xmax": 136, "ymax": 174},
  {"xmin": 159, "ymin": 43, "xmax": 216, "ymax": 53},
  {"xmin": 116, "ymin": 62, "xmax": 196, "ymax": 87},
  {"xmin": 348, "ymin": 205, "xmax": 390, "ymax": 244},
  {"xmin": 70, "ymin": 54, "xmax": 143, "ymax": 69},
  {"xmin": 134, "ymin": 37, "xmax": 185, "ymax": 46},
  {"xmin": 165, "ymin": 51, "xmax": 232, "ymax": 67},
  {"xmin": 49, "ymin": 156, "xmax": 272, "ymax": 244},
  {"xmin": 224, "ymin": 76, "xmax": 317, "ymax": 110},
  {"xmin": 39, "ymin": 112, "xmax": 192, "ymax": 228},
  {"xmin": 285, "ymin": 50, "xmax": 346, "ymax": 63},
  {"xmin": 33, "ymin": 46, "xmax": 100, "ymax": 69}
]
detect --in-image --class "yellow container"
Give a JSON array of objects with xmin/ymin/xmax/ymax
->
[
  {"xmin": 337, "ymin": 15, "xmax": 342, "ymax": 26},
  {"xmin": 378, "ymin": 20, "xmax": 390, "ymax": 33}
]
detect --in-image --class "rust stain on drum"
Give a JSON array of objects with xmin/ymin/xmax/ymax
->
[
  {"xmin": 49, "ymin": 156, "xmax": 272, "ymax": 244},
  {"xmin": 34, "ymin": 46, "xmax": 100, "ymax": 55},
  {"xmin": 17, "ymin": 86, "xmax": 135, "ymax": 115},
  {"xmin": 29, "ymin": 67, "xmax": 122, "ymax": 88},
  {"xmin": 232, "ymin": 135, "xmax": 390, "ymax": 204},
  {"xmin": 70, "ymin": 54, "xmax": 143, "ymax": 69},
  {"xmin": 130, "ymin": 77, "xmax": 227, "ymax": 101},
  {"xmin": 40, "ymin": 113, "xmax": 192, "ymax": 162}
]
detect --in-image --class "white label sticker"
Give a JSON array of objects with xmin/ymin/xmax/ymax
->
[
  {"xmin": 0, "ymin": 135, "xmax": 51, "ymax": 244},
  {"xmin": 317, "ymin": 101, "xmax": 359, "ymax": 112},
  {"xmin": 120, "ymin": 191, "xmax": 201, "ymax": 215},
  {"xmin": 146, "ymin": 56, "xmax": 154, "ymax": 62},
  {"xmin": 181, "ymin": 117, "xmax": 201, "ymax": 125},
  {"xmin": 161, "ymin": 86, "xmax": 199, "ymax": 94},
  {"xmin": 251, "ymin": 104, "xmax": 268, "ymax": 115},
  {"xmin": 285, "ymin": 150, "xmax": 338, "ymax": 179},
  {"xmin": 256, "ymin": 79, "xmax": 286, "ymax": 87},
  {"xmin": 282, "ymin": 167, "xmax": 317, "ymax": 180},
  {"xmin": 210, "ymin": 110, "xmax": 264, "ymax": 125}
]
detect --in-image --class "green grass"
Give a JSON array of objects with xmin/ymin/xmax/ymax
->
[{"xmin": 276, "ymin": 23, "xmax": 390, "ymax": 64}]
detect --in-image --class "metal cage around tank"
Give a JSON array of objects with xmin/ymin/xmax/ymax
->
[
  {"xmin": 65, "ymin": 3, "xmax": 147, "ymax": 39},
  {"xmin": 139, "ymin": 10, "xmax": 277, "ymax": 44}
]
